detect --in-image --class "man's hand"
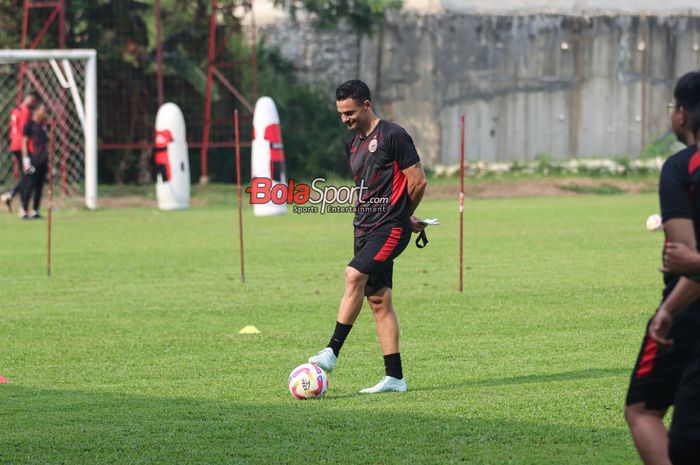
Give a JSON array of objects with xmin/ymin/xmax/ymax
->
[
  {"xmin": 21, "ymin": 156, "xmax": 34, "ymax": 174},
  {"xmin": 648, "ymin": 307, "xmax": 674, "ymax": 346},
  {"xmin": 662, "ymin": 241, "xmax": 700, "ymax": 274},
  {"xmin": 410, "ymin": 215, "xmax": 426, "ymax": 233}
]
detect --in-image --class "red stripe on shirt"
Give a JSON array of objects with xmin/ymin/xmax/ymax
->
[
  {"xmin": 373, "ymin": 227, "xmax": 403, "ymax": 262},
  {"xmin": 10, "ymin": 104, "xmax": 30, "ymax": 151},
  {"xmin": 635, "ymin": 337, "xmax": 658, "ymax": 378},
  {"xmin": 689, "ymin": 151, "xmax": 700, "ymax": 174},
  {"xmin": 391, "ymin": 161, "xmax": 408, "ymax": 206}
]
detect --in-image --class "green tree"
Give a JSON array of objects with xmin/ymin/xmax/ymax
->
[
  {"xmin": 255, "ymin": 46, "xmax": 348, "ymax": 179},
  {"xmin": 273, "ymin": 0, "xmax": 402, "ymax": 34},
  {"xmin": 1, "ymin": 0, "xmax": 371, "ymax": 183}
]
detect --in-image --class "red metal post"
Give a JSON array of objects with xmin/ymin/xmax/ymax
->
[
  {"xmin": 56, "ymin": 1, "xmax": 69, "ymax": 195},
  {"xmin": 234, "ymin": 110, "xmax": 245, "ymax": 283},
  {"xmin": 20, "ymin": 0, "xmax": 29, "ymax": 49},
  {"xmin": 199, "ymin": 0, "xmax": 219, "ymax": 184},
  {"xmin": 47, "ymin": 124, "xmax": 54, "ymax": 277},
  {"xmin": 61, "ymin": 119, "xmax": 68, "ymax": 195},
  {"xmin": 459, "ymin": 113, "xmax": 465, "ymax": 293},
  {"xmin": 58, "ymin": 0, "xmax": 65, "ymax": 47},
  {"xmin": 154, "ymin": 0, "xmax": 164, "ymax": 107},
  {"xmin": 249, "ymin": 2, "xmax": 259, "ymax": 101},
  {"xmin": 18, "ymin": 0, "xmax": 30, "ymax": 108}
]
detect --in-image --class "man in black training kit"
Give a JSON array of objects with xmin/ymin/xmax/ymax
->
[
  {"xmin": 645, "ymin": 75, "xmax": 700, "ymax": 464},
  {"xmin": 20, "ymin": 102, "xmax": 50, "ymax": 219},
  {"xmin": 624, "ymin": 71, "xmax": 700, "ymax": 465},
  {"xmin": 308, "ymin": 79, "xmax": 427, "ymax": 393}
]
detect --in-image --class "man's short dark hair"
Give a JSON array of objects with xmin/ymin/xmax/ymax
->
[
  {"xmin": 674, "ymin": 71, "xmax": 700, "ymax": 134},
  {"xmin": 336, "ymin": 80, "xmax": 371, "ymax": 104},
  {"xmin": 23, "ymin": 91, "xmax": 40, "ymax": 104}
]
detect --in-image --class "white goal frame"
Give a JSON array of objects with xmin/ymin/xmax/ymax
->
[{"xmin": 0, "ymin": 49, "xmax": 97, "ymax": 210}]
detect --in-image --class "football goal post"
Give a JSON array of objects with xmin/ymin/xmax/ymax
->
[{"xmin": 0, "ymin": 49, "xmax": 97, "ymax": 210}]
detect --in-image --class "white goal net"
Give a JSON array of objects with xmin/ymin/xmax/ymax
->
[{"xmin": 0, "ymin": 50, "xmax": 96, "ymax": 210}]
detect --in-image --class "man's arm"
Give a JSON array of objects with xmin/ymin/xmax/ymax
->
[
  {"xmin": 21, "ymin": 134, "xmax": 32, "ymax": 174},
  {"xmin": 402, "ymin": 162, "xmax": 427, "ymax": 231},
  {"xmin": 661, "ymin": 241, "xmax": 700, "ymax": 274},
  {"xmin": 649, "ymin": 218, "xmax": 700, "ymax": 344},
  {"xmin": 21, "ymin": 135, "xmax": 29, "ymax": 158}
]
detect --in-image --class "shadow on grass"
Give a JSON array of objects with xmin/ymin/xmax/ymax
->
[
  {"xmin": 408, "ymin": 367, "xmax": 629, "ymax": 394},
  {"xmin": 0, "ymin": 384, "xmax": 633, "ymax": 465}
]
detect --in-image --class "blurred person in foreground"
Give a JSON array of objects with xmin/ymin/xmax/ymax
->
[{"xmin": 625, "ymin": 71, "xmax": 700, "ymax": 465}]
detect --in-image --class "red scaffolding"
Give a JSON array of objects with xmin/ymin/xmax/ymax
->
[
  {"xmin": 21, "ymin": 0, "xmax": 66, "ymax": 51},
  {"xmin": 19, "ymin": 0, "xmax": 66, "ymax": 103},
  {"xmin": 199, "ymin": 0, "xmax": 259, "ymax": 184},
  {"xmin": 20, "ymin": 0, "xmax": 259, "ymax": 183},
  {"xmin": 19, "ymin": 0, "xmax": 69, "ymax": 191}
]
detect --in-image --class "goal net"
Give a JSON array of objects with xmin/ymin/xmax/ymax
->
[{"xmin": 0, "ymin": 50, "xmax": 96, "ymax": 210}]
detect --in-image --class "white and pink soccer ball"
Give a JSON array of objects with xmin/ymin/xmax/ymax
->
[{"xmin": 288, "ymin": 363, "xmax": 328, "ymax": 400}]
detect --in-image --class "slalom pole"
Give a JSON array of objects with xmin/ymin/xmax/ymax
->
[
  {"xmin": 234, "ymin": 110, "xmax": 245, "ymax": 283},
  {"xmin": 47, "ymin": 123, "xmax": 54, "ymax": 277},
  {"xmin": 459, "ymin": 113, "xmax": 465, "ymax": 292}
]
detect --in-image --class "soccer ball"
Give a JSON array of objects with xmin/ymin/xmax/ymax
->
[
  {"xmin": 288, "ymin": 363, "xmax": 328, "ymax": 400},
  {"xmin": 646, "ymin": 213, "xmax": 662, "ymax": 232}
]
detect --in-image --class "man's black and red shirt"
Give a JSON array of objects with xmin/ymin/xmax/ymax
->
[
  {"xmin": 23, "ymin": 119, "xmax": 49, "ymax": 166},
  {"xmin": 659, "ymin": 143, "xmax": 700, "ymax": 320},
  {"xmin": 345, "ymin": 120, "xmax": 420, "ymax": 237}
]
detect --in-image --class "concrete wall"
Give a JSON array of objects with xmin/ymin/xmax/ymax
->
[{"xmin": 259, "ymin": 13, "xmax": 700, "ymax": 165}]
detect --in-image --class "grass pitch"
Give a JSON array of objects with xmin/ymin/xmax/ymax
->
[{"xmin": 0, "ymin": 188, "xmax": 662, "ymax": 464}]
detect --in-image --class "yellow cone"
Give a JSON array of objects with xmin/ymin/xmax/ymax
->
[{"xmin": 238, "ymin": 325, "xmax": 260, "ymax": 334}]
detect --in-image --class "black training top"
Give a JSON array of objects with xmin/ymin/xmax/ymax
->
[
  {"xmin": 23, "ymin": 120, "xmax": 49, "ymax": 165},
  {"xmin": 659, "ymin": 143, "xmax": 700, "ymax": 320},
  {"xmin": 345, "ymin": 120, "xmax": 421, "ymax": 237}
]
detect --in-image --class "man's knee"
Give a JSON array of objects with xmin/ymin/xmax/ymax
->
[
  {"xmin": 367, "ymin": 288, "xmax": 392, "ymax": 314},
  {"xmin": 344, "ymin": 266, "xmax": 367, "ymax": 291}
]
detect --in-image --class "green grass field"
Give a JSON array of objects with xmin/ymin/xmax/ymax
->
[{"xmin": 0, "ymin": 187, "xmax": 664, "ymax": 464}]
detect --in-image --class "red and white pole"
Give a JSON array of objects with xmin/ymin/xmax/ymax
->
[
  {"xmin": 459, "ymin": 113, "xmax": 465, "ymax": 292},
  {"xmin": 234, "ymin": 110, "xmax": 245, "ymax": 283}
]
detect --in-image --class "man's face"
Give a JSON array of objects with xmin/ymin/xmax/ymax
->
[
  {"xmin": 670, "ymin": 99, "xmax": 688, "ymax": 144},
  {"xmin": 34, "ymin": 104, "xmax": 47, "ymax": 122},
  {"xmin": 336, "ymin": 98, "xmax": 370, "ymax": 131},
  {"xmin": 24, "ymin": 95, "xmax": 37, "ymax": 108}
]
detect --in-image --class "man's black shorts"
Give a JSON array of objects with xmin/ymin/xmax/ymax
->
[
  {"xmin": 348, "ymin": 225, "xmax": 412, "ymax": 296},
  {"xmin": 626, "ymin": 314, "xmax": 700, "ymax": 410},
  {"xmin": 669, "ymin": 344, "xmax": 700, "ymax": 464}
]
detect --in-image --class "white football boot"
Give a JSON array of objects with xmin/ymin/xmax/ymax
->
[
  {"xmin": 359, "ymin": 376, "xmax": 407, "ymax": 394},
  {"xmin": 308, "ymin": 347, "xmax": 337, "ymax": 372}
]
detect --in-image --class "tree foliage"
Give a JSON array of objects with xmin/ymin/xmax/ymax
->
[
  {"xmin": 273, "ymin": 0, "xmax": 402, "ymax": 35},
  {"xmin": 257, "ymin": 47, "xmax": 348, "ymax": 179},
  {"xmin": 0, "ymin": 0, "xmax": 361, "ymax": 183}
]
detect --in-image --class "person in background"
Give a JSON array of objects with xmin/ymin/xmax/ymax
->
[
  {"xmin": 20, "ymin": 102, "xmax": 50, "ymax": 219},
  {"xmin": 1, "ymin": 92, "xmax": 38, "ymax": 213}
]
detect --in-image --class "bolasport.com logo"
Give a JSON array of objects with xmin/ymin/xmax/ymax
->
[{"xmin": 245, "ymin": 177, "xmax": 389, "ymax": 214}]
